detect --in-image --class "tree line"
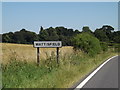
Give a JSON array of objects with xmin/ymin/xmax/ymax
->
[{"xmin": 2, "ymin": 25, "xmax": 120, "ymax": 46}]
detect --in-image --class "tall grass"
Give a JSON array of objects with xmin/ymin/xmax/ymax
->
[
  {"xmin": 1, "ymin": 43, "xmax": 73, "ymax": 64},
  {"xmin": 2, "ymin": 43, "xmax": 117, "ymax": 88}
]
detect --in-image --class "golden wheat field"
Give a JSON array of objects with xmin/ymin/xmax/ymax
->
[{"xmin": 1, "ymin": 43, "xmax": 74, "ymax": 64}]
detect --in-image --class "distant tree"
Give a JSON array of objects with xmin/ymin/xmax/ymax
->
[
  {"xmin": 46, "ymin": 27, "xmax": 59, "ymax": 40},
  {"xmin": 38, "ymin": 26, "xmax": 79, "ymax": 46},
  {"xmin": 102, "ymin": 25, "xmax": 114, "ymax": 33},
  {"xmin": 82, "ymin": 26, "xmax": 93, "ymax": 34},
  {"xmin": 94, "ymin": 25, "xmax": 114, "ymax": 42},
  {"xmin": 39, "ymin": 26, "xmax": 44, "ymax": 34},
  {"xmin": 2, "ymin": 34, "xmax": 11, "ymax": 43},
  {"xmin": 67, "ymin": 29, "xmax": 74, "ymax": 36},
  {"xmin": 40, "ymin": 26, "xmax": 43, "ymax": 31},
  {"xmin": 55, "ymin": 27, "xmax": 77, "ymax": 46},
  {"xmin": 13, "ymin": 29, "xmax": 38, "ymax": 44},
  {"xmin": 94, "ymin": 29, "xmax": 109, "ymax": 42},
  {"xmin": 2, "ymin": 32, "xmax": 14, "ymax": 43},
  {"xmin": 13, "ymin": 30, "xmax": 26, "ymax": 43},
  {"xmin": 25, "ymin": 32, "xmax": 39, "ymax": 44},
  {"xmin": 101, "ymin": 25, "xmax": 114, "ymax": 41},
  {"xmin": 55, "ymin": 26, "xmax": 68, "ymax": 36},
  {"xmin": 39, "ymin": 28, "xmax": 49, "ymax": 41},
  {"xmin": 3, "ymin": 25, "xmax": 117, "ymax": 46},
  {"xmin": 74, "ymin": 30, "xmax": 80, "ymax": 35},
  {"xmin": 2, "ymin": 26, "xmax": 81, "ymax": 45},
  {"xmin": 112, "ymin": 31, "xmax": 120, "ymax": 43}
]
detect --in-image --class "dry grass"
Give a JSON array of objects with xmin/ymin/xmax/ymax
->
[
  {"xmin": 2, "ymin": 43, "xmax": 118, "ymax": 88},
  {"xmin": 1, "ymin": 43, "xmax": 74, "ymax": 64}
]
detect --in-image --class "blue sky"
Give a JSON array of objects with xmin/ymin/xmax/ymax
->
[
  {"xmin": 2, "ymin": 2, "xmax": 118, "ymax": 34},
  {"xmin": 0, "ymin": 2, "xmax": 2, "ymax": 34}
]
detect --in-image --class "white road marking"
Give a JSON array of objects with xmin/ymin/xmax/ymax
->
[{"xmin": 74, "ymin": 55, "xmax": 118, "ymax": 89}]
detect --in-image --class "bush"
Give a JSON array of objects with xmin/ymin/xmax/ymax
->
[
  {"xmin": 100, "ymin": 42, "xmax": 108, "ymax": 52},
  {"xmin": 72, "ymin": 33, "xmax": 101, "ymax": 57},
  {"xmin": 114, "ymin": 43, "xmax": 120, "ymax": 53}
]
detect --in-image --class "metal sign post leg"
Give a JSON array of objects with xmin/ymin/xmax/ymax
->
[
  {"xmin": 37, "ymin": 47, "xmax": 40, "ymax": 66},
  {"xmin": 56, "ymin": 47, "xmax": 59, "ymax": 64}
]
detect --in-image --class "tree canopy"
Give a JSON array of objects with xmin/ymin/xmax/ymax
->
[
  {"xmin": 2, "ymin": 29, "xmax": 39, "ymax": 44},
  {"xmin": 2, "ymin": 25, "xmax": 119, "ymax": 46}
]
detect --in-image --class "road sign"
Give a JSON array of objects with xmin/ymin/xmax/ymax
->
[
  {"xmin": 34, "ymin": 41, "xmax": 62, "ymax": 48},
  {"xmin": 33, "ymin": 41, "xmax": 62, "ymax": 66}
]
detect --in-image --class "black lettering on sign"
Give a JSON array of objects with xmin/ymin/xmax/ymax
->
[
  {"xmin": 47, "ymin": 43, "xmax": 51, "ymax": 46},
  {"xmin": 36, "ymin": 43, "xmax": 39, "ymax": 46},
  {"xmin": 34, "ymin": 41, "xmax": 62, "ymax": 47},
  {"xmin": 53, "ymin": 43, "xmax": 55, "ymax": 46},
  {"xmin": 58, "ymin": 43, "xmax": 60, "ymax": 46}
]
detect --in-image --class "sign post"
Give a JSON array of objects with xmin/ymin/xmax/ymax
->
[
  {"xmin": 37, "ymin": 47, "xmax": 40, "ymax": 66},
  {"xmin": 33, "ymin": 41, "xmax": 62, "ymax": 65},
  {"xmin": 56, "ymin": 47, "xmax": 59, "ymax": 64}
]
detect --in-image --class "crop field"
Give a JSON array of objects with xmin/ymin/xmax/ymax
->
[{"xmin": 1, "ymin": 43, "xmax": 73, "ymax": 64}]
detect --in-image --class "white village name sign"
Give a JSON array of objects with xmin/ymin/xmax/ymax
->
[
  {"xmin": 34, "ymin": 41, "xmax": 62, "ymax": 48},
  {"xmin": 33, "ymin": 41, "xmax": 62, "ymax": 66}
]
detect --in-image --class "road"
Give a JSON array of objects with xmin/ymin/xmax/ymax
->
[{"xmin": 74, "ymin": 55, "xmax": 119, "ymax": 89}]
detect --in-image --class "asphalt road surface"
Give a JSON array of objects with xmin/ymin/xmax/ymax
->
[{"xmin": 75, "ymin": 55, "xmax": 119, "ymax": 89}]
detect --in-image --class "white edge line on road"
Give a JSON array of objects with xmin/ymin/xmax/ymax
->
[{"xmin": 75, "ymin": 55, "xmax": 118, "ymax": 89}]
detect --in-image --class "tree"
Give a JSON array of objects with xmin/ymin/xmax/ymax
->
[
  {"xmin": 39, "ymin": 29, "xmax": 49, "ymax": 41},
  {"xmin": 101, "ymin": 25, "xmax": 114, "ymax": 41},
  {"xmin": 25, "ymin": 32, "xmax": 39, "ymax": 44},
  {"xmin": 46, "ymin": 27, "xmax": 59, "ymax": 41},
  {"xmin": 94, "ymin": 25, "xmax": 115, "ymax": 42},
  {"xmin": 112, "ymin": 31, "xmax": 120, "ymax": 43},
  {"xmin": 74, "ymin": 30, "xmax": 80, "ymax": 35},
  {"xmin": 2, "ymin": 34, "xmax": 11, "ymax": 43},
  {"xmin": 94, "ymin": 29, "xmax": 109, "ymax": 42},
  {"xmin": 55, "ymin": 26, "xmax": 68, "ymax": 36},
  {"xmin": 40, "ymin": 26, "xmax": 43, "ymax": 31},
  {"xmin": 13, "ymin": 29, "xmax": 38, "ymax": 44},
  {"xmin": 39, "ymin": 26, "xmax": 44, "ymax": 34},
  {"xmin": 95, "ymin": 25, "xmax": 114, "ymax": 42},
  {"xmin": 102, "ymin": 25, "xmax": 114, "ymax": 33},
  {"xmin": 38, "ymin": 26, "xmax": 79, "ymax": 46},
  {"xmin": 2, "ymin": 32, "xmax": 14, "ymax": 43},
  {"xmin": 72, "ymin": 33, "xmax": 101, "ymax": 56},
  {"xmin": 82, "ymin": 26, "xmax": 93, "ymax": 33}
]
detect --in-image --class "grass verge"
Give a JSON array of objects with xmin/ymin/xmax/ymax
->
[{"xmin": 2, "ymin": 49, "xmax": 118, "ymax": 88}]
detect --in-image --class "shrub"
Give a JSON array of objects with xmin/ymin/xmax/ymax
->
[
  {"xmin": 114, "ymin": 43, "xmax": 120, "ymax": 53},
  {"xmin": 72, "ymin": 33, "xmax": 101, "ymax": 57},
  {"xmin": 100, "ymin": 42, "xmax": 108, "ymax": 52}
]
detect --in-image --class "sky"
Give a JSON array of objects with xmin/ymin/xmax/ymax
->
[
  {"xmin": 2, "ymin": 2, "xmax": 118, "ymax": 34},
  {"xmin": 0, "ymin": 2, "xmax": 2, "ymax": 34},
  {"xmin": 1, "ymin": 0, "xmax": 120, "ymax": 2}
]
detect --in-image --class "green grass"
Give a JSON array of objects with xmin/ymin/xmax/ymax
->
[{"xmin": 2, "ymin": 49, "xmax": 117, "ymax": 88}]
